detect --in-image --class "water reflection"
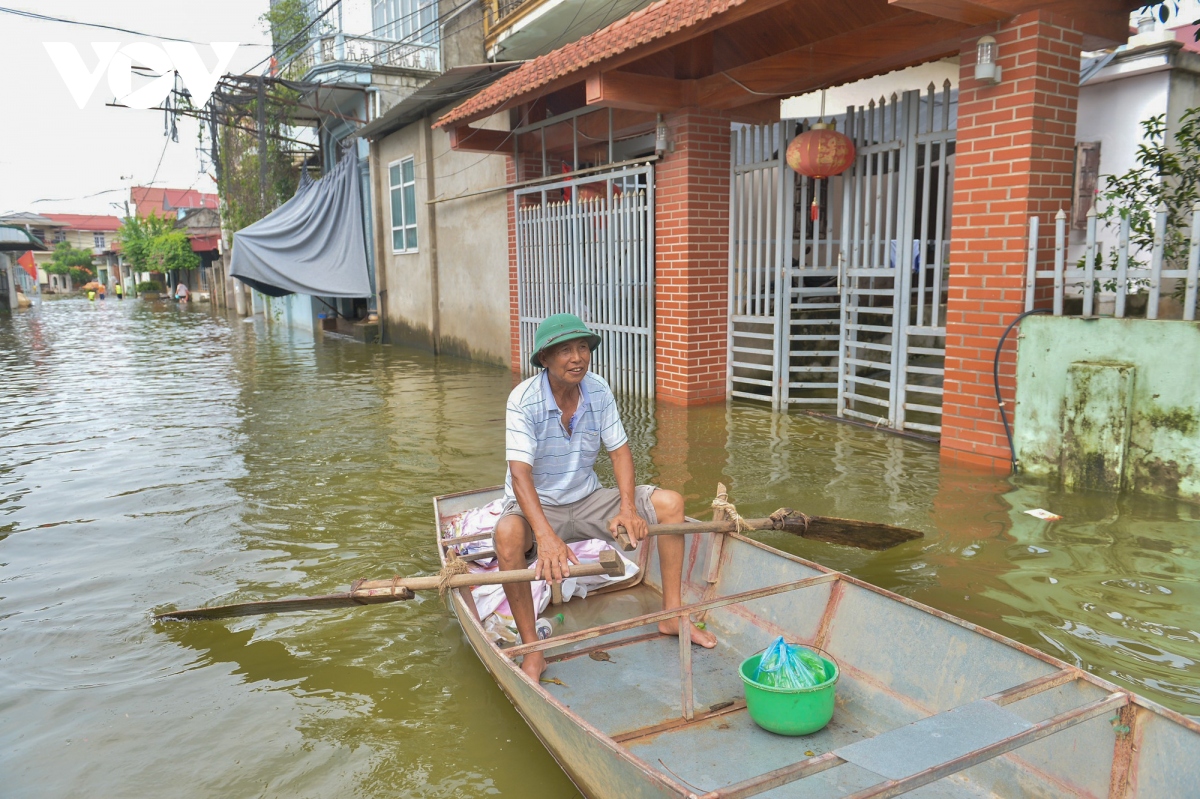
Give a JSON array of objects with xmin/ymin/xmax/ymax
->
[{"xmin": 1, "ymin": 298, "xmax": 1197, "ymax": 799}]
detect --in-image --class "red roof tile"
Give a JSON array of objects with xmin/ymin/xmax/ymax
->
[
  {"xmin": 42, "ymin": 213, "xmax": 123, "ymax": 232},
  {"xmin": 130, "ymin": 186, "xmax": 219, "ymax": 218},
  {"xmin": 434, "ymin": 0, "xmax": 752, "ymax": 128}
]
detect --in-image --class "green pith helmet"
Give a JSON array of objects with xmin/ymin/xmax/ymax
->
[{"xmin": 531, "ymin": 313, "xmax": 602, "ymax": 368}]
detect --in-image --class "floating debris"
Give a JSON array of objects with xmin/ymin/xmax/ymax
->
[{"xmin": 1024, "ymin": 508, "xmax": 1063, "ymax": 521}]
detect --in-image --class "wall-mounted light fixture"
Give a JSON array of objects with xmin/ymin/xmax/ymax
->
[
  {"xmin": 655, "ymin": 114, "xmax": 671, "ymax": 156},
  {"xmin": 975, "ymin": 35, "xmax": 1001, "ymax": 84}
]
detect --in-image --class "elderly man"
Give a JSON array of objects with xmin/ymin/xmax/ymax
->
[{"xmin": 496, "ymin": 313, "xmax": 717, "ymax": 680}]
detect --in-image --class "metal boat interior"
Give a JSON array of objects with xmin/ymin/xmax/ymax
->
[{"xmin": 436, "ymin": 487, "xmax": 1200, "ymax": 798}]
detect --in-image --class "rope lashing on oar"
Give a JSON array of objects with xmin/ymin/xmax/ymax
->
[
  {"xmin": 711, "ymin": 496, "xmax": 751, "ymax": 532},
  {"xmin": 437, "ymin": 551, "xmax": 472, "ymax": 598},
  {"xmin": 349, "ymin": 574, "xmax": 411, "ymax": 603},
  {"xmin": 770, "ymin": 507, "xmax": 809, "ymax": 533}
]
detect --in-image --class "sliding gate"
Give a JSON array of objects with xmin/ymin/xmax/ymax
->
[
  {"xmin": 515, "ymin": 164, "xmax": 655, "ymax": 398},
  {"xmin": 729, "ymin": 84, "xmax": 956, "ymax": 436}
]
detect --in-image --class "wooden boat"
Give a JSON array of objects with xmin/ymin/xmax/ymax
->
[{"xmin": 435, "ymin": 487, "xmax": 1200, "ymax": 798}]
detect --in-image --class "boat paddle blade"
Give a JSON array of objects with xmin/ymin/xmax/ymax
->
[
  {"xmin": 154, "ymin": 588, "xmax": 415, "ymax": 622},
  {"xmin": 782, "ymin": 512, "xmax": 923, "ymax": 551}
]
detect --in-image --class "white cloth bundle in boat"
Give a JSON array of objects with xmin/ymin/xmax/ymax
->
[{"xmin": 441, "ymin": 500, "xmax": 639, "ymax": 643}]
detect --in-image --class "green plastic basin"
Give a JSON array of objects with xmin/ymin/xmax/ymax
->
[{"xmin": 739, "ymin": 651, "xmax": 839, "ymax": 736}]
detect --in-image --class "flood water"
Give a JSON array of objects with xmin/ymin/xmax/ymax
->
[{"xmin": 2, "ymin": 297, "xmax": 1198, "ymax": 797}]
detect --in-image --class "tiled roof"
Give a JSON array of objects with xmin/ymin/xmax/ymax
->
[
  {"xmin": 434, "ymin": 0, "xmax": 751, "ymax": 128},
  {"xmin": 42, "ymin": 214, "xmax": 123, "ymax": 232},
  {"xmin": 130, "ymin": 186, "xmax": 219, "ymax": 215}
]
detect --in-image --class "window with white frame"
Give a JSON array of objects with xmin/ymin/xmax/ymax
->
[
  {"xmin": 52, "ymin": 229, "xmax": 66, "ymax": 244},
  {"xmin": 389, "ymin": 157, "xmax": 417, "ymax": 253},
  {"xmin": 372, "ymin": 0, "xmax": 438, "ymax": 44},
  {"xmin": 93, "ymin": 232, "xmax": 105, "ymax": 250}
]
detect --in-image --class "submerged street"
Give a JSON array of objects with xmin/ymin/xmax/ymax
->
[{"xmin": 1, "ymin": 298, "xmax": 1198, "ymax": 797}]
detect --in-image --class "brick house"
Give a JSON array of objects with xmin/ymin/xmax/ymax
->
[{"xmin": 432, "ymin": 0, "xmax": 1139, "ymax": 471}]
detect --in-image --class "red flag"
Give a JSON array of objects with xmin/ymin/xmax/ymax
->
[{"xmin": 16, "ymin": 251, "xmax": 37, "ymax": 280}]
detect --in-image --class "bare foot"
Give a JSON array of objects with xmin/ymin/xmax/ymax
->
[
  {"xmin": 659, "ymin": 619, "xmax": 718, "ymax": 649},
  {"xmin": 521, "ymin": 652, "xmax": 549, "ymax": 681}
]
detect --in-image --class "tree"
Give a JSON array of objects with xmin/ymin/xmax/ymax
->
[
  {"xmin": 1095, "ymin": 109, "xmax": 1200, "ymax": 310},
  {"xmin": 149, "ymin": 230, "xmax": 201, "ymax": 273},
  {"xmin": 214, "ymin": 0, "xmax": 310, "ymax": 233},
  {"xmin": 118, "ymin": 213, "xmax": 200, "ymax": 277},
  {"xmin": 44, "ymin": 241, "xmax": 94, "ymax": 285},
  {"xmin": 118, "ymin": 213, "xmax": 173, "ymax": 274}
]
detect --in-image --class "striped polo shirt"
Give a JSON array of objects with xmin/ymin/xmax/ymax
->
[{"xmin": 504, "ymin": 370, "xmax": 629, "ymax": 506}]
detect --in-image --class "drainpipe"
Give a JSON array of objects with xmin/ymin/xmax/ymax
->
[
  {"xmin": 421, "ymin": 115, "xmax": 441, "ymax": 354},
  {"xmin": 368, "ymin": 138, "xmax": 390, "ymax": 340}
]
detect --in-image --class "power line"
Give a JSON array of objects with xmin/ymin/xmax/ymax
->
[
  {"xmin": 148, "ymin": 128, "xmax": 173, "ymax": 189},
  {"xmin": 0, "ymin": 5, "xmax": 272, "ymax": 45}
]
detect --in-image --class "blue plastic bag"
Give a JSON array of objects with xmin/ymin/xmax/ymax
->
[{"xmin": 753, "ymin": 636, "xmax": 827, "ymax": 689}]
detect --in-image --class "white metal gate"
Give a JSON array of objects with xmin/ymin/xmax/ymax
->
[
  {"xmin": 728, "ymin": 84, "xmax": 956, "ymax": 436},
  {"xmin": 515, "ymin": 164, "xmax": 655, "ymax": 398}
]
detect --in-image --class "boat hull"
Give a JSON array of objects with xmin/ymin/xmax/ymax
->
[{"xmin": 435, "ymin": 488, "xmax": 1200, "ymax": 798}]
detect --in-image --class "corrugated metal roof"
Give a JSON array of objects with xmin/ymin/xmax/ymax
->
[
  {"xmin": 0, "ymin": 225, "xmax": 48, "ymax": 252},
  {"xmin": 355, "ymin": 63, "xmax": 522, "ymax": 140}
]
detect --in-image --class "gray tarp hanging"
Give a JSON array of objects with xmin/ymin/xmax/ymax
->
[{"xmin": 229, "ymin": 151, "xmax": 371, "ymax": 298}]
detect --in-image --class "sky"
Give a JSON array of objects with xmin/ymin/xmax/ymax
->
[{"xmin": 0, "ymin": 1, "xmax": 274, "ymax": 217}]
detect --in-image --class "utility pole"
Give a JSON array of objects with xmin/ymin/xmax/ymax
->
[{"xmin": 257, "ymin": 74, "xmax": 268, "ymax": 212}]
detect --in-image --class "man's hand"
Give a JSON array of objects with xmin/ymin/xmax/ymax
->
[
  {"xmin": 609, "ymin": 506, "xmax": 648, "ymax": 546},
  {"xmin": 534, "ymin": 530, "xmax": 580, "ymax": 583}
]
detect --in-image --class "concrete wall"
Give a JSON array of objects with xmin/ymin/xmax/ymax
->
[
  {"xmin": 1014, "ymin": 316, "xmax": 1200, "ymax": 502},
  {"xmin": 372, "ymin": 109, "xmax": 510, "ymax": 365},
  {"xmin": 428, "ymin": 111, "xmax": 511, "ymax": 365},
  {"xmin": 261, "ymin": 292, "xmax": 319, "ymax": 333}
]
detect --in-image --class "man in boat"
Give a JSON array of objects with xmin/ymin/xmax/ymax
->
[{"xmin": 495, "ymin": 313, "xmax": 717, "ymax": 680}]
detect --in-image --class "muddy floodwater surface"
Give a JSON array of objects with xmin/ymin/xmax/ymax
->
[{"xmin": 2, "ymin": 298, "xmax": 1198, "ymax": 797}]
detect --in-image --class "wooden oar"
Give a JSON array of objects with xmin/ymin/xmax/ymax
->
[
  {"xmin": 613, "ymin": 508, "xmax": 922, "ymax": 552},
  {"xmin": 155, "ymin": 549, "xmax": 625, "ymax": 622},
  {"xmin": 441, "ymin": 510, "xmax": 921, "ymax": 553}
]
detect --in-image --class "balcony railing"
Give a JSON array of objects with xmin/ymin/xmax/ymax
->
[
  {"xmin": 294, "ymin": 33, "xmax": 439, "ymax": 75},
  {"xmin": 483, "ymin": 0, "xmax": 543, "ymax": 46}
]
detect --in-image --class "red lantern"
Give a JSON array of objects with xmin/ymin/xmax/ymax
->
[
  {"xmin": 786, "ymin": 122, "xmax": 855, "ymax": 223},
  {"xmin": 786, "ymin": 123, "xmax": 855, "ymax": 179}
]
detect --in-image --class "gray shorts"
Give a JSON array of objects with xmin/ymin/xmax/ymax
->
[{"xmin": 498, "ymin": 485, "xmax": 659, "ymax": 562}]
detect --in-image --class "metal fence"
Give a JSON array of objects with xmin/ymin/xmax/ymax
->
[
  {"xmin": 1025, "ymin": 205, "xmax": 1200, "ymax": 321},
  {"xmin": 515, "ymin": 166, "xmax": 655, "ymax": 398},
  {"xmin": 728, "ymin": 83, "xmax": 956, "ymax": 437}
]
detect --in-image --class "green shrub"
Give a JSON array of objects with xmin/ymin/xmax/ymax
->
[{"xmin": 136, "ymin": 280, "xmax": 163, "ymax": 293}]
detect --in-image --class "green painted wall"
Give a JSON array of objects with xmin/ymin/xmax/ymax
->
[{"xmin": 1014, "ymin": 317, "xmax": 1200, "ymax": 502}]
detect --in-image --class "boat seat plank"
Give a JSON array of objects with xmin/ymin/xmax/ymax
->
[
  {"xmin": 834, "ymin": 700, "xmax": 1032, "ymax": 781},
  {"xmin": 626, "ymin": 702, "xmax": 993, "ymax": 799}
]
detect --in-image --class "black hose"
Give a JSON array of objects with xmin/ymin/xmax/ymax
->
[{"xmin": 993, "ymin": 308, "xmax": 1052, "ymax": 474}]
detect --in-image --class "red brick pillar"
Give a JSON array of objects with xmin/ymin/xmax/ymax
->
[
  {"xmin": 940, "ymin": 11, "xmax": 1082, "ymax": 471},
  {"xmin": 507, "ymin": 156, "xmax": 520, "ymax": 376},
  {"xmin": 655, "ymin": 109, "xmax": 731, "ymax": 404},
  {"xmin": 507, "ymin": 152, "xmax": 546, "ymax": 377}
]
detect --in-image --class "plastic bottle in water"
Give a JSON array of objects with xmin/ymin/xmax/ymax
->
[{"xmin": 535, "ymin": 613, "xmax": 566, "ymax": 640}]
